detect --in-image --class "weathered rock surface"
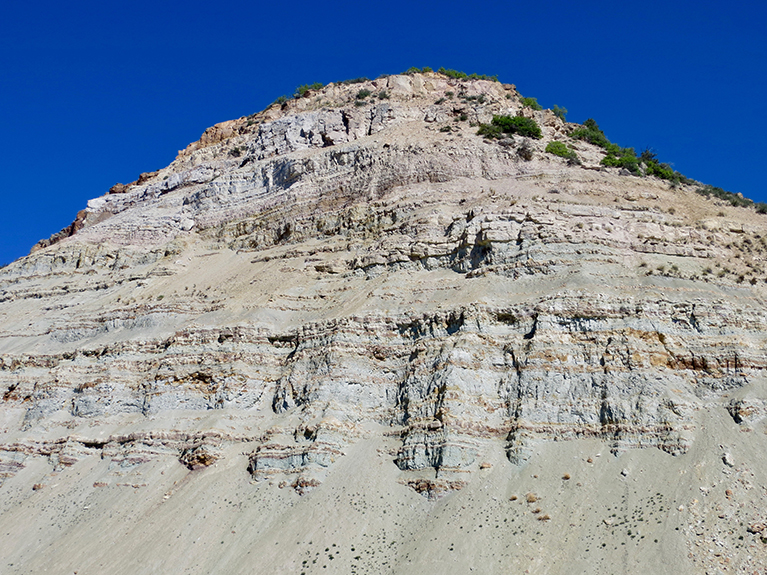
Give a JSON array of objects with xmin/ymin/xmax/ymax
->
[{"xmin": 1, "ymin": 72, "xmax": 766, "ymax": 574}]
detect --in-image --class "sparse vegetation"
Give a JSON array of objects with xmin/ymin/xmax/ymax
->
[
  {"xmin": 356, "ymin": 88, "xmax": 372, "ymax": 100},
  {"xmin": 571, "ymin": 119, "xmax": 689, "ymax": 184},
  {"xmin": 435, "ymin": 67, "xmax": 498, "ymax": 81},
  {"xmin": 552, "ymin": 105, "xmax": 567, "ymax": 121},
  {"xmin": 545, "ymin": 141, "xmax": 579, "ymax": 163},
  {"xmin": 338, "ymin": 77, "xmax": 369, "ymax": 85},
  {"xmin": 517, "ymin": 141, "xmax": 534, "ymax": 160},
  {"xmin": 695, "ymin": 184, "xmax": 753, "ymax": 208},
  {"xmin": 478, "ymin": 115, "xmax": 542, "ymax": 140},
  {"xmin": 520, "ymin": 96, "xmax": 542, "ymax": 111},
  {"xmin": 294, "ymin": 82, "xmax": 324, "ymax": 98}
]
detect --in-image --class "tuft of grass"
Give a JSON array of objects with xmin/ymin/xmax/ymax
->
[{"xmin": 526, "ymin": 492, "xmax": 538, "ymax": 503}]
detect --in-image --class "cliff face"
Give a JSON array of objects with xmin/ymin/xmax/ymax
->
[{"xmin": 1, "ymin": 73, "xmax": 766, "ymax": 574}]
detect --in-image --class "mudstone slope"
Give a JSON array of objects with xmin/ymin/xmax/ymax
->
[{"xmin": 1, "ymin": 72, "xmax": 766, "ymax": 574}]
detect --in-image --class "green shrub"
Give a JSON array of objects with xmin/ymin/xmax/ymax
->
[
  {"xmin": 570, "ymin": 118, "xmax": 611, "ymax": 149},
  {"xmin": 477, "ymin": 116, "xmax": 542, "ymax": 139},
  {"xmin": 438, "ymin": 67, "xmax": 468, "ymax": 79},
  {"xmin": 273, "ymin": 95, "xmax": 288, "ymax": 106},
  {"xmin": 461, "ymin": 94, "xmax": 486, "ymax": 104},
  {"xmin": 518, "ymin": 142, "xmax": 534, "ymax": 160},
  {"xmin": 645, "ymin": 160, "xmax": 675, "ymax": 180},
  {"xmin": 339, "ymin": 77, "xmax": 369, "ymax": 85},
  {"xmin": 477, "ymin": 115, "xmax": 542, "ymax": 139},
  {"xmin": 756, "ymin": 202, "xmax": 767, "ymax": 214},
  {"xmin": 294, "ymin": 82, "xmax": 324, "ymax": 98},
  {"xmin": 695, "ymin": 185, "xmax": 753, "ymax": 208},
  {"xmin": 552, "ymin": 105, "xmax": 567, "ymax": 121},
  {"xmin": 356, "ymin": 88, "xmax": 372, "ymax": 100},
  {"xmin": 468, "ymin": 72, "xmax": 498, "ymax": 81},
  {"xmin": 403, "ymin": 66, "xmax": 433, "ymax": 75},
  {"xmin": 601, "ymin": 149, "xmax": 640, "ymax": 174},
  {"xmin": 491, "ymin": 115, "xmax": 542, "ymax": 139},
  {"xmin": 521, "ymin": 97, "xmax": 542, "ymax": 111},
  {"xmin": 377, "ymin": 90, "xmax": 389, "ymax": 99},
  {"xmin": 545, "ymin": 141, "xmax": 579, "ymax": 163},
  {"xmin": 439, "ymin": 125, "xmax": 453, "ymax": 132},
  {"xmin": 435, "ymin": 68, "xmax": 498, "ymax": 82},
  {"xmin": 476, "ymin": 123, "xmax": 503, "ymax": 139}
]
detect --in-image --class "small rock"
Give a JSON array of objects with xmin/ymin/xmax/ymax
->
[
  {"xmin": 722, "ymin": 453, "xmax": 735, "ymax": 467},
  {"xmin": 32, "ymin": 483, "xmax": 44, "ymax": 491},
  {"xmin": 479, "ymin": 462, "xmax": 492, "ymax": 469},
  {"xmin": 747, "ymin": 523, "xmax": 765, "ymax": 534},
  {"xmin": 621, "ymin": 468, "xmax": 629, "ymax": 477}
]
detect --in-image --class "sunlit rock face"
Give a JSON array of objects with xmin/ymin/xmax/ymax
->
[{"xmin": 1, "ymin": 72, "xmax": 766, "ymax": 575}]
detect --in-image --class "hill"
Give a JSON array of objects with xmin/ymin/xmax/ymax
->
[{"xmin": 1, "ymin": 70, "xmax": 766, "ymax": 574}]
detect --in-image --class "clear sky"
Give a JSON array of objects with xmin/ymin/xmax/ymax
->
[{"xmin": 1, "ymin": 0, "xmax": 765, "ymax": 266}]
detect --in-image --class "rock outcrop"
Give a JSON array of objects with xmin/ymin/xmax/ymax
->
[{"xmin": 1, "ymin": 72, "xmax": 766, "ymax": 574}]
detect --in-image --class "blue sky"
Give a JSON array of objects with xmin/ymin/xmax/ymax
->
[{"xmin": 1, "ymin": 0, "xmax": 765, "ymax": 265}]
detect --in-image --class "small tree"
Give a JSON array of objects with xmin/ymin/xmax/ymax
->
[
  {"xmin": 520, "ymin": 97, "xmax": 542, "ymax": 111},
  {"xmin": 552, "ymin": 105, "xmax": 567, "ymax": 121}
]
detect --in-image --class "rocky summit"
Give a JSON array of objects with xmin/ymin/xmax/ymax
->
[{"xmin": 1, "ymin": 71, "xmax": 766, "ymax": 574}]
